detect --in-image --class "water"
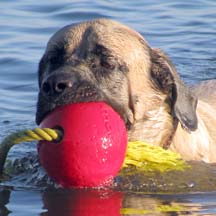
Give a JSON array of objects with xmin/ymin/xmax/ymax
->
[{"xmin": 0, "ymin": 0, "xmax": 216, "ymax": 215}]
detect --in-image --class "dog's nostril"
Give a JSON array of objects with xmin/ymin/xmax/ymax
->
[
  {"xmin": 56, "ymin": 82, "xmax": 67, "ymax": 93},
  {"xmin": 42, "ymin": 76, "xmax": 74, "ymax": 97},
  {"xmin": 55, "ymin": 81, "xmax": 73, "ymax": 93}
]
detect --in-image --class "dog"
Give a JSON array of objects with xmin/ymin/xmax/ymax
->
[{"xmin": 36, "ymin": 19, "xmax": 216, "ymax": 163}]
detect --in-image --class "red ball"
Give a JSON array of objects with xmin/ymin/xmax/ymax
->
[{"xmin": 38, "ymin": 102, "xmax": 127, "ymax": 188}]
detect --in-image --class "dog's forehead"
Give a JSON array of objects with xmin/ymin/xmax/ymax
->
[
  {"xmin": 46, "ymin": 19, "xmax": 149, "ymax": 59},
  {"xmin": 45, "ymin": 23, "xmax": 86, "ymax": 54}
]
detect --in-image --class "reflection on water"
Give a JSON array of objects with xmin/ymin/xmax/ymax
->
[
  {"xmin": 0, "ymin": 187, "xmax": 10, "ymax": 216},
  {"xmin": 42, "ymin": 189, "xmax": 122, "ymax": 216},
  {"xmin": 1, "ymin": 186, "xmax": 216, "ymax": 216}
]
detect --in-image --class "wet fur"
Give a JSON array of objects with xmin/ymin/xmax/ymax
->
[{"xmin": 36, "ymin": 19, "xmax": 216, "ymax": 162}]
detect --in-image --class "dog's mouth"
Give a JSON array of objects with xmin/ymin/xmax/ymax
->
[
  {"xmin": 36, "ymin": 88, "xmax": 130, "ymax": 129},
  {"xmin": 36, "ymin": 70, "xmax": 133, "ymax": 129},
  {"xmin": 36, "ymin": 86, "xmax": 104, "ymax": 125}
]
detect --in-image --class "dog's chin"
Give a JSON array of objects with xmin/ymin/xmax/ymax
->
[
  {"xmin": 36, "ymin": 96, "xmax": 104, "ymax": 125},
  {"xmin": 36, "ymin": 86, "xmax": 106, "ymax": 125},
  {"xmin": 36, "ymin": 86, "xmax": 131, "ymax": 129},
  {"xmin": 36, "ymin": 97, "xmax": 129, "ymax": 129}
]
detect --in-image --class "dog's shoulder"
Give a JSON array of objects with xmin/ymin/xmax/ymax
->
[{"xmin": 191, "ymin": 80, "xmax": 216, "ymax": 107}]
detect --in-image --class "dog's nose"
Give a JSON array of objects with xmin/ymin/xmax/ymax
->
[{"xmin": 42, "ymin": 74, "xmax": 73, "ymax": 97}]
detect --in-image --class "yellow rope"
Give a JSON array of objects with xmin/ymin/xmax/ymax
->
[
  {"xmin": 124, "ymin": 141, "xmax": 189, "ymax": 172},
  {"xmin": 0, "ymin": 128, "xmax": 189, "ymax": 174}
]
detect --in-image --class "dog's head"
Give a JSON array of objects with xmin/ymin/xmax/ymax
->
[{"xmin": 36, "ymin": 19, "xmax": 197, "ymax": 146}]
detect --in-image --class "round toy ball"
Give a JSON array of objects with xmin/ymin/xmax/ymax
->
[{"xmin": 38, "ymin": 102, "xmax": 127, "ymax": 188}]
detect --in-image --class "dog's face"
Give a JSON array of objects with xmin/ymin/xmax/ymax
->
[{"xmin": 36, "ymin": 19, "xmax": 198, "ymax": 146}]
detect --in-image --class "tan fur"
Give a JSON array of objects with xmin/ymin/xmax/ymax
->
[
  {"xmin": 39, "ymin": 19, "xmax": 216, "ymax": 162},
  {"xmin": 171, "ymin": 81, "xmax": 216, "ymax": 162}
]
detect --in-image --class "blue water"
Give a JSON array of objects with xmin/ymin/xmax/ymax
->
[{"xmin": 0, "ymin": 0, "xmax": 216, "ymax": 215}]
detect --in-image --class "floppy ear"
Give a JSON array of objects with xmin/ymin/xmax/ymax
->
[{"xmin": 150, "ymin": 48, "xmax": 198, "ymax": 132}]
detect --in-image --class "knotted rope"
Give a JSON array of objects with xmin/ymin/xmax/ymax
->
[{"xmin": 0, "ymin": 128, "xmax": 188, "ymax": 174}]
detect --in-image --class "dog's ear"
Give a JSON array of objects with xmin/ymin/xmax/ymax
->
[{"xmin": 150, "ymin": 48, "xmax": 198, "ymax": 132}]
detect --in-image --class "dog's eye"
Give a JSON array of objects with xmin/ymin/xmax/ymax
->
[
  {"xmin": 92, "ymin": 44, "xmax": 115, "ymax": 69},
  {"xmin": 101, "ymin": 58, "xmax": 115, "ymax": 70}
]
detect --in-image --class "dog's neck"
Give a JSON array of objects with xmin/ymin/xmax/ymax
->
[
  {"xmin": 128, "ymin": 96, "xmax": 216, "ymax": 163},
  {"xmin": 128, "ymin": 92, "xmax": 177, "ymax": 148}
]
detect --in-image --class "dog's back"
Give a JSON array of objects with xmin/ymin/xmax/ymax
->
[{"xmin": 192, "ymin": 80, "xmax": 216, "ymax": 108}]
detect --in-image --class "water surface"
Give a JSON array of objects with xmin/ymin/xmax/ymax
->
[{"xmin": 0, "ymin": 0, "xmax": 216, "ymax": 215}]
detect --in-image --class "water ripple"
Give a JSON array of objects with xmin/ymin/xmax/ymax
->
[{"xmin": 0, "ymin": 0, "xmax": 215, "ymax": 124}]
